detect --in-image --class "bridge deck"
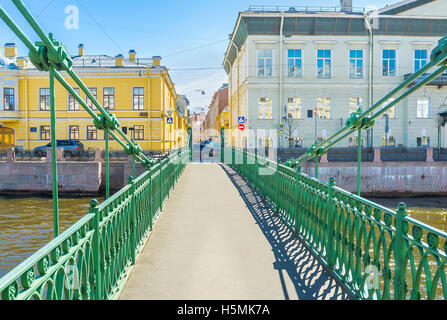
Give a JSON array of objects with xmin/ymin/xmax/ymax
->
[{"xmin": 119, "ymin": 163, "xmax": 349, "ymax": 300}]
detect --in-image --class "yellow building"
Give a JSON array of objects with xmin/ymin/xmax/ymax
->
[{"xmin": 0, "ymin": 43, "xmax": 188, "ymax": 152}]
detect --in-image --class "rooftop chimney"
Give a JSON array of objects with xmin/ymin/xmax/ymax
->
[
  {"xmin": 115, "ymin": 54, "xmax": 124, "ymax": 67},
  {"xmin": 4, "ymin": 43, "xmax": 17, "ymax": 58},
  {"xmin": 78, "ymin": 44, "xmax": 84, "ymax": 56},
  {"xmin": 129, "ymin": 50, "xmax": 136, "ymax": 63},
  {"xmin": 152, "ymin": 56, "xmax": 161, "ymax": 67},
  {"xmin": 340, "ymin": 0, "xmax": 353, "ymax": 12}
]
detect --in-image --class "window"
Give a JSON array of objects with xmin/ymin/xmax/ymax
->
[
  {"xmin": 349, "ymin": 135, "xmax": 363, "ymax": 147},
  {"xmin": 317, "ymin": 129, "xmax": 328, "ymax": 142},
  {"xmin": 258, "ymin": 97, "xmax": 273, "ymax": 119},
  {"xmin": 382, "ymin": 136, "xmax": 395, "ymax": 147},
  {"xmin": 349, "ymin": 50, "xmax": 363, "ymax": 79},
  {"xmin": 3, "ymin": 88, "xmax": 14, "ymax": 111},
  {"xmin": 316, "ymin": 97, "xmax": 331, "ymax": 119},
  {"xmin": 103, "ymin": 87, "xmax": 115, "ymax": 110},
  {"xmin": 40, "ymin": 125, "xmax": 50, "ymax": 140},
  {"xmin": 132, "ymin": 125, "xmax": 144, "ymax": 140},
  {"xmin": 382, "ymin": 98, "xmax": 396, "ymax": 119},
  {"xmin": 414, "ymin": 49, "xmax": 428, "ymax": 72},
  {"xmin": 382, "ymin": 49, "xmax": 397, "ymax": 77},
  {"xmin": 257, "ymin": 49, "xmax": 273, "ymax": 77},
  {"xmin": 317, "ymin": 49, "xmax": 331, "ymax": 79},
  {"xmin": 287, "ymin": 49, "xmax": 302, "ymax": 77},
  {"xmin": 417, "ymin": 136, "xmax": 430, "ymax": 147},
  {"xmin": 287, "ymin": 98, "xmax": 302, "ymax": 119},
  {"xmin": 291, "ymin": 129, "xmax": 302, "ymax": 148},
  {"xmin": 87, "ymin": 125, "xmax": 97, "ymax": 140},
  {"xmin": 68, "ymin": 88, "xmax": 81, "ymax": 111},
  {"xmin": 39, "ymin": 88, "xmax": 50, "ymax": 111},
  {"xmin": 133, "ymin": 87, "xmax": 144, "ymax": 110},
  {"xmin": 417, "ymin": 98, "xmax": 429, "ymax": 118},
  {"xmin": 69, "ymin": 125, "xmax": 80, "ymax": 140},
  {"xmin": 86, "ymin": 88, "xmax": 98, "ymax": 111},
  {"xmin": 349, "ymin": 97, "xmax": 363, "ymax": 115}
]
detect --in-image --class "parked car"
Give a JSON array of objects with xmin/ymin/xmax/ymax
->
[{"xmin": 33, "ymin": 140, "xmax": 84, "ymax": 157}]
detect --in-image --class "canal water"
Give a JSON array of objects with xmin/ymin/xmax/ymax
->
[
  {"xmin": 0, "ymin": 195, "xmax": 102, "ymax": 278},
  {"xmin": 0, "ymin": 195, "xmax": 446, "ymax": 280}
]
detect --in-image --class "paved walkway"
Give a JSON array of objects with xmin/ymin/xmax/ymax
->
[{"xmin": 119, "ymin": 163, "xmax": 349, "ymax": 300}]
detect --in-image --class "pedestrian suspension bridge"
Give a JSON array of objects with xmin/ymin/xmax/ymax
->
[{"xmin": 1, "ymin": 0, "xmax": 447, "ymax": 300}]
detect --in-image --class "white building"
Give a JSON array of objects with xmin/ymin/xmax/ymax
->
[{"xmin": 223, "ymin": 0, "xmax": 447, "ymax": 149}]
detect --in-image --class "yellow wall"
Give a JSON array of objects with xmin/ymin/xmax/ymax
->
[{"xmin": 0, "ymin": 67, "xmax": 187, "ymax": 152}]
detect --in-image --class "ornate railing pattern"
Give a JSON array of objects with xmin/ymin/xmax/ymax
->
[
  {"xmin": 0, "ymin": 148, "xmax": 190, "ymax": 300},
  {"xmin": 229, "ymin": 147, "xmax": 447, "ymax": 300}
]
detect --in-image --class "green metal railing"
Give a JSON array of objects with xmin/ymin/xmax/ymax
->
[
  {"xmin": 225, "ymin": 146, "xmax": 447, "ymax": 300},
  {"xmin": 0, "ymin": 0, "xmax": 193, "ymax": 300},
  {"xmin": 0, "ymin": 0, "xmax": 159, "ymax": 237},
  {"xmin": 220, "ymin": 32, "xmax": 447, "ymax": 300},
  {"xmin": 0, "ymin": 147, "xmax": 190, "ymax": 300}
]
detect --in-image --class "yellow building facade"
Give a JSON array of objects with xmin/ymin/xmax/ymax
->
[{"xmin": 0, "ymin": 44, "xmax": 188, "ymax": 152}]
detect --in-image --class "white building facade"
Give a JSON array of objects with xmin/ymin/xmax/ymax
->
[{"xmin": 223, "ymin": 0, "xmax": 447, "ymax": 149}]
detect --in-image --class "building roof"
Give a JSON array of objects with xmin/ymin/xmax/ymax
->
[
  {"xmin": 379, "ymin": 0, "xmax": 436, "ymax": 15},
  {"xmin": 223, "ymin": 0, "xmax": 447, "ymax": 73}
]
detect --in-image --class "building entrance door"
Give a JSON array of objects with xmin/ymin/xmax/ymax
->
[{"xmin": 0, "ymin": 127, "xmax": 15, "ymax": 150}]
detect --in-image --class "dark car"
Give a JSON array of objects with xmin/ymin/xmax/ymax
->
[{"xmin": 33, "ymin": 140, "xmax": 84, "ymax": 157}]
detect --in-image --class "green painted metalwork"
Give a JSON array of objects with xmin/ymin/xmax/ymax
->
[
  {"xmin": 0, "ymin": 146, "xmax": 191, "ymax": 300},
  {"xmin": 49, "ymin": 67, "xmax": 59, "ymax": 237},
  {"xmin": 0, "ymin": 1, "xmax": 193, "ymax": 300},
  {"xmin": 227, "ymin": 147, "xmax": 447, "ymax": 300}
]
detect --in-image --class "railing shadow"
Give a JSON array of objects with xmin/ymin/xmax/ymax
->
[{"xmin": 220, "ymin": 164, "xmax": 351, "ymax": 300}]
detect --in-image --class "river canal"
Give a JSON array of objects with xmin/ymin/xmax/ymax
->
[{"xmin": 0, "ymin": 195, "xmax": 446, "ymax": 279}]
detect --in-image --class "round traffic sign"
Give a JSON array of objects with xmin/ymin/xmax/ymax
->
[{"xmin": 238, "ymin": 124, "xmax": 245, "ymax": 131}]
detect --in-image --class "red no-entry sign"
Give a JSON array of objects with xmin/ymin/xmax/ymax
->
[{"xmin": 238, "ymin": 124, "xmax": 245, "ymax": 131}]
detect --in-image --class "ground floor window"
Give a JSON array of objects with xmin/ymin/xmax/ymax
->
[
  {"xmin": 132, "ymin": 125, "xmax": 144, "ymax": 140},
  {"xmin": 69, "ymin": 125, "xmax": 80, "ymax": 140},
  {"xmin": 87, "ymin": 125, "xmax": 97, "ymax": 140},
  {"xmin": 40, "ymin": 125, "xmax": 50, "ymax": 140},
  {"xmin": 382, "ymin": 136, "xmax": 395, "ymax": 147},
  {"xmin": 258, "ymin": 97, "xmax": 273, "ymax": 119},
  {"xmin": 417, "ymin": 136, "xmax": 430, "ymax": 147}
]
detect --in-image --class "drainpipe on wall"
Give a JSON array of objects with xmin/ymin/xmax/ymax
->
[
  {"xmin": 279, "ymin": 13, "xmax": 285, "ymax": 152},
  {"xmin": 364, "ymin": 13, "xmax": 374, "ymax": 148},
  {"xmin": 230, "ymin": 40, "xmax": 240, "ymax": 147}
]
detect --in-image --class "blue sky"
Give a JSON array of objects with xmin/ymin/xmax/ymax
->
[{"xmin": 0, "ymin": 0, "xmax": 397, "ymax": 112}]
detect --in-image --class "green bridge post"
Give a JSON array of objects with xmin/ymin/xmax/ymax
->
[
  {"xmin": 326, "ymin": 177, "xmax": 335, "ymax": 268},
  {"xmin": 394, "ymin": 203, "xmax": 408, "ymax": 300},
  {"xmin": 357, "ymin": 126, "xmax": 362, "ymax": 196},
  {"xmin": 220, "ymin": 127, "xmax": 225, "ymax": 163},
  {"xmin": 49, "ymin": 67, "xmax": 59, "ymax": 237},
  {"xmin": 105, "ymin": 130, "xmax": 110, "ymax": 199}
]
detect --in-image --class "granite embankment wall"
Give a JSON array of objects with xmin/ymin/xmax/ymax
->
[
  {"xmin": 301, "ymin": 148, "xmax": 447, "ymax": 196},
  {"xmin": 0, "ymin": 148, "xmax": 145, "ymax": 195},
  {"xmin": 1, "ymin": 148, "xmax": 447, "ymax": 196}
]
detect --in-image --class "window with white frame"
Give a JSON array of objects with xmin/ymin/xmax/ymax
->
[
  {"xmin": 3, "ymin": 88, "xmax": 14, "ymax": 111},
  {"xmin": 414, "ymin": 49, "xmax": 428, "ymax": 72},
  {"xmin": 417, "ymin": 129, "xmax": 430, "ymax": 147},
  {"xmin": 349, "ymin": 50, "xmax": 363, "ymax": 79},
  {"xmin": 349, "ymin": 97, "xmax": 363, "ymax": 115},
  {"xmin": 416, "ymin": 98, "xmax": 430, "ymax": 118},
  {"xmin": 382, "ymin": 98, "xmax": 396, "ymax": 118},
  {"xmin": 257, "ymin": 49, "xmax": 273, "ymax": 77},
  {"xmin": 258, "ymin": 97, "xmax": 273, "ymax": 119},
  {"xmin": 287, "ymin": 97, "xmax": 302, "ymax": 119},
  {"xmin": 316, "ymin": 97, "xmax": 331, "ymax": 119},
  {"xmin": 382, "ymin": 49, "xmax": 397, "ymax": 77},
  {"xmin": 287, "ymin": 49, "xmax": 303, "ymax": 77},
  {"xmin": 68, "ymin": 88, "xmax": 81, "ymax": 111},
  {"xmin": 317, "ymin": 49, "xmax": 331, "ymax": 79}
]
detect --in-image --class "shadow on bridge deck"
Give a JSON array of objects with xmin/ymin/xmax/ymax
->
[
  {"xmin": 221, "ymin": 165, "xmax": 351, "ymax": 300},
  {"xmin": 119, "ymin": 163, "xmax": 350, "ymax": 300}
]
